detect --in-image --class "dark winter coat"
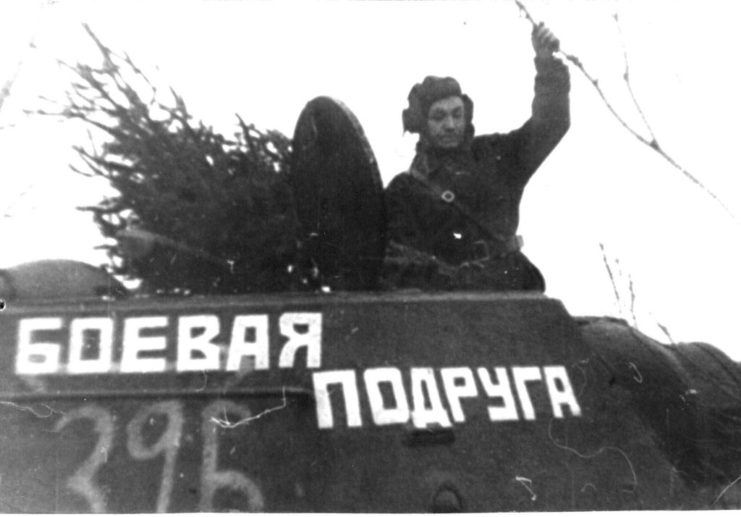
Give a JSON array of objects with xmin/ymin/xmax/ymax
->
[{"xmin": 384, "ymin": 56, "xmax": 570, "ymax": 291}]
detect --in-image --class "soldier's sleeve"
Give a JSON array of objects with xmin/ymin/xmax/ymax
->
[
  {"xmin": 527, "ymin": 55, "xmax": 570, "ymax": 169},
  {"xmin": 500, "ymin": 55, "xmax": 571, "ymax": 188}
]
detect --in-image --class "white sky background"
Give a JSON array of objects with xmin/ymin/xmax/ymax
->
[{"xmin": 0, "ymin": 0, "xmax": 739, "ymax": 358}]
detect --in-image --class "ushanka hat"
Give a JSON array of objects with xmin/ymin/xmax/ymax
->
[{"xmin": 402, "ymin": 76, "xmax": 474, "ymax": 134}]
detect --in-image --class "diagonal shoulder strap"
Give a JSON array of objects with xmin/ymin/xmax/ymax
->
[{"xmin": 408, "ymin": 164, "xmax": 510, "ymax": 243}]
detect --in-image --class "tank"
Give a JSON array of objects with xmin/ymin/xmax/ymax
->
[
  {"xmin": 0, "ymin": 98, "xmax": 739, "ymax": 512},
  {"xmin": 1, "ymin": 287, "xmax": 740, "ymax": 511}
]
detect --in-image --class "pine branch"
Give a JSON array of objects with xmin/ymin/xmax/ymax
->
[
  {"xmin": 44, "ymin": 25, "xmax": 298, "ymax": 294},
  {"xmin": 514, "ymin": 0, "xmax": 736, "ymax": 221},
  {"xmin": 599, "ymin": 242, "xmax": 623, "ymax": 315},
  {"xmin": 0, "ymin": 0, "xmax": 51, "ymax": 118}
]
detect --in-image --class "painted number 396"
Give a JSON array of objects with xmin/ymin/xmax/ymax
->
[{"xmin": 53, "ymin": 401, "xmax": 264, "ymax": 513}]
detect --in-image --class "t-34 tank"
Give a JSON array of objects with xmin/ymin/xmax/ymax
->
[{"xmin": 0, "ymin": 98, "xmax": 739, "ymax": 512}]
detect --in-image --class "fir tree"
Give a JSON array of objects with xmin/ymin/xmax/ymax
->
[{"xmin": 46, "ymin": 26, "xmax": 298, "ymax": 295}]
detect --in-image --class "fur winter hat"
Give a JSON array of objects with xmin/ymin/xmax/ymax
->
[{"xmin": 402, "ymin": 76, "xmax": 474, "ymax": 134}]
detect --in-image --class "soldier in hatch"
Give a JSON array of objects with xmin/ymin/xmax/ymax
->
[{"xmin": 384, "ymin": 23, "xmax": 570, "ymax": 291}]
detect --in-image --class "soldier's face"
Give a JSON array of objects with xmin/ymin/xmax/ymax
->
[{"xmin": 426, "ymin": 96, "xmax": 466, "ymax": 149}]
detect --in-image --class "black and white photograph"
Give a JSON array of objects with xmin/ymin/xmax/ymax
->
[{"xmin": 0, "ymin": 0, "xmax": 740, "ymax": 512}]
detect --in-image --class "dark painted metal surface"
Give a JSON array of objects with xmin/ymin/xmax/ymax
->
[
  {"xmin": 0, "ymin": 260, "xmax": 128, "ymax": 301},
  {"xmin": 0, "ymin": 291, "xmax": 734, "ymax": 511},
  {"xmin": 290, "ymin": 97, "xmax": 386, "ymax": 290}
]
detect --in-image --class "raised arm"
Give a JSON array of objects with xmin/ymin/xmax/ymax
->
[
  {"xmin": 524, "ymin": 22, "xmax": 571, "ymax": 174},
  {"xmin": 472, "ymin": 23, "xmax": 570, "ymax": 187}
]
